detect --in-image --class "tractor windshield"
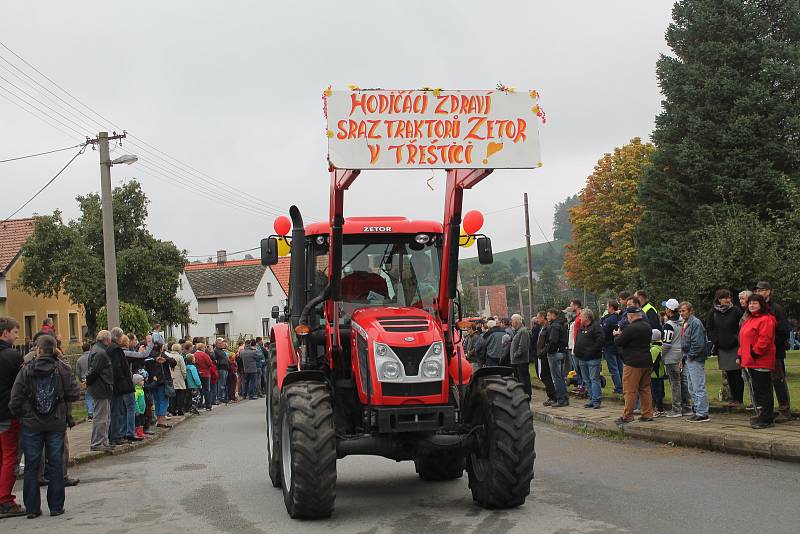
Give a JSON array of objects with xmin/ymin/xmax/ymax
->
[{"xmin": 339, "ymin": 234, "xmax": 441, "ymax": 314}]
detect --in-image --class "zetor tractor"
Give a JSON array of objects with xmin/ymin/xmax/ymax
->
[{"xmin": 261, "ymin": 168, "xmax": 535, "ymax": 518}]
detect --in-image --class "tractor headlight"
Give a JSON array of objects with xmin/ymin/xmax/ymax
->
[
  {"xmin": 374, "ymin": 342, "xmax": 404, "ymax": 382},
  {"xmin": 419, "ymin": 342, "xmax": 445, "ymax": 380},
  {"xmin": 421, "ymin": 359, "xmax": 442, "ymax": 378}
]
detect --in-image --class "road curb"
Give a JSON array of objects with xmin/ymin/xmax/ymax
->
[{"xmin": 532, "ymin": 407, "xmax": 799, "ymax": 463}]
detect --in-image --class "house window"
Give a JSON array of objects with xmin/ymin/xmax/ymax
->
[
  {"xmin": 48, "ymin": 313, "xmax": 58, "ymax": 334},
  {"xmin": 198, "ymin": 298, "xmax": 219, "ymax": 314},
  {"xmin": 68, "ymin": 313, "xmax": 79, "ymax": 342},
  {"xmin": 23, "ymin": 314, "xmax": 35, "ymax": 342},
  {"xmin": 262, "ymin": 318, "xmax": 270, "ymax": 337},
  {"xmin": 267, "ymin": 282, "xmax": 272, "ymax": 297},
  {"xmin": 215, "ymin": 323, "xmax": 229, "ymax": 338}
]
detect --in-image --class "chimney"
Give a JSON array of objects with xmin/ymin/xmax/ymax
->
[{"xmin": 217, "ymin": 250, "xmax": 226, "ymax": 264}]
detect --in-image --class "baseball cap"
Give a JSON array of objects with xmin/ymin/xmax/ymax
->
[
  {"xmin": 755, "ymin": 281, "xmax": 771, "ymax": 290},
  {"xmin": 486, "ymin": 319, "xmax": 497, "ymax": 329},
  {"xmin": 661, "ymin": 298, "xmax": 680, "ymax": 311},
  {"xmin": 625, "ymin": 306, "xmax": 642, "ymax": 314}
]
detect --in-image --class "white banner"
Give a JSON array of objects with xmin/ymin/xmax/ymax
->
[{"xmin": 326, "ymin": 89, "xmax": 543, "ymax": 169}]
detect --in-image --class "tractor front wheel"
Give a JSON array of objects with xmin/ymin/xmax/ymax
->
[
  {"xmin": 266, "ymin": 347, "xmax": 281, "ymax": 488},
  {"xmin": 466, "ymin": 375, "xmax": 535, "ymax": 508},
  {"xmin": 414, "ymin": 451, "xmax": 465, "ymax": 481},
  {"xmin": 280, "ymin": 381, "xmax": 337, "ymax": 518}
]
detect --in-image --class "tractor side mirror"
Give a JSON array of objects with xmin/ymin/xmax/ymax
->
[
  {"xmin": 271, "ymin": 305, "xmax": 280, "ymax": 319},
  {"xmin": 476, "ymin": 236, "xmax": 493, "ymax": 265},
  {"xmin": 261, "ymin": 237, "xmax": 278, "ymax": 266}
]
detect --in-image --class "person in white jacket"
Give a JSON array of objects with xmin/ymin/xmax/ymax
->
[{"xmin": 168, "ymin": 344, "xmax": 187, "ymax": 416}]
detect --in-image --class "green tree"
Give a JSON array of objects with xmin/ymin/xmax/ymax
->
[
  {"xmin": 508, "ymin": 257, "xmax": 523, "ymax": 277},
  {"xmin": 637, "ymin": 0, "xmax": 800, "ymax": 295},
  {"xmin": 565, "ymin": 138, "xmax": 654, "ymax": 293},
  {"xmin": 18, "ymin": 180, "xmax": 191, "ymax": 335},
  {"xmin": 553, "ymin": 194, "xmax": 580, "ymax": 241},
  {"xmin": 97, "ymin": 301, "xmax": 151, "ymax": 337}
]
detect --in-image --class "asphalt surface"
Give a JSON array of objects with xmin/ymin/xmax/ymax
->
[{"xmin": 5, "ymin": 399, "xmax": 800, "ymax": 533}]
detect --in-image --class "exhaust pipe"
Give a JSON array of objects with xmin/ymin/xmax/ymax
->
[{"xmin": 288, "ymin": 206, "xmax": 306, "ymax": 328}]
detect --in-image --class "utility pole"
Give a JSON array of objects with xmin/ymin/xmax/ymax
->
[
  {"xmin": 476, "ymin": 274, "xmax": 481, "ymax": 315},
  {"xmin": 523, "ymin": 193, "xmax": 534, "ymax": 321},
  {"xmin": 89, "ymin": 131, "xmax": 128, "ymax": 330}
]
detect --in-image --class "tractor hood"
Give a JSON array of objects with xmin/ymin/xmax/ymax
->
[{"xmin": 350, "ymin": 307, "xmax": 442, "ymax": 347}]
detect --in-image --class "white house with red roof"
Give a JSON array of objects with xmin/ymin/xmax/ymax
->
[{"xmin": 175, "ymin": 251, "xmax": 290, "ymax": 340}]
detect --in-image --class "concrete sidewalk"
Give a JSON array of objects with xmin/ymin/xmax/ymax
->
[{"xmin": 532, "ymin": 396, "xmax": 800, "ymax": 463}]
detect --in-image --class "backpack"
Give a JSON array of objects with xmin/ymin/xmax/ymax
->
[{"xmin": 30, "ymin": 367, "xmax": 62, "ymax": 416}]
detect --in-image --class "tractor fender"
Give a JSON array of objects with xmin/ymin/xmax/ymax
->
[
  {"xmin": 448, "ymin": 343, "xmax": 472, "ymax": 386},
  {"xmin": 463, "ymin": 366, "xmax": 516, "ymax": 420},
  {"xmin": 282, "ymin": 370, "xmax": 328, "ymax": 389},
  {"xmin": 270, "ymin": 322, "xmax": 299, "ymax": 390}
]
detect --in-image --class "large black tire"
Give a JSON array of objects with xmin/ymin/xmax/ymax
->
[
  {"xmin": 466, "ymin": 375, "xmax": 535, "ymax": 509},
  {"xmin": 280, "ymin": 381, "xmax": 337, "ymax": 519},
  {"xmin": 266, "ymin": 347, "xmax": 281, "ymax": 488},
  {"xmin": 414, "ymin": 451, "xmax": 465, "ymax": 481}
]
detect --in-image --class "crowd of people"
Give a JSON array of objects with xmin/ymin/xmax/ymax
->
[
  {"xmin": 463, "ymin": 281, "xmax": 794, "ymax": 431},
  {"xmin": 0, "ymin": 317, "xmax": 270, "ymax": 520}
]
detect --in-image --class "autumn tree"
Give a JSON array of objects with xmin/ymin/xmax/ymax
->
[
  {"xmin": 19, "ymin": 180, "xmax": 191, "ymax": 334},
  {"xmin": 637, "ymin": 0, "xmax": 800, "ymax": 295},
  {"xmin": 565, "ymin": 138, "xmax": 655, "ymax": 294}
]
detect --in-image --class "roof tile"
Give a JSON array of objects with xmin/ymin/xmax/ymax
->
[{"xmin": 0, "ymin": 218, "xmax": 34, "ymax": 273}]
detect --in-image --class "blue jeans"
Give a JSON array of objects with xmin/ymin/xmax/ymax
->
[
  {"xmin": 152, "ymin": 385, "xmax": 169, "ymax": 417},
  {"xmin": 245, "ymin": 372, "xmax": 258, "ymax": 398},
  {"xmin": 577, "ymin": 359, "xmax": 602, "ymax": 405},
  {"xmin": 208, "ymin": 376, "xmax": 217, "ymax": 404},
  {"xmin": 217, "ymin": 369, "xmax": 228, "ymax": 402},
  {"xmin": 200, "ymin": 377, "xmax": 212, "ymax": 409},
  {"xmin": 569, "ymin": 352, "xmax": 584, "ymax": 386},
  {"xmin": 22, "ymin": 428, "xmax": 65, "ymax": 514},
  {"xmin": 84, "ymin": 388, "xmax": 94, "ymax": 417},
  {"xmin": 546, "ymin": 352, "xmax": 568, "ymax": 403},
  {"xmin": 685, "ymin": 359, "xmax": 709, "ymax": 417},
  {"xmin": 603, "ymin": 346, "xmax": 624, "ymax": 393},
  {"xmin": 110, "ymin": 393, "xmax": 136, "ymax": 441}
]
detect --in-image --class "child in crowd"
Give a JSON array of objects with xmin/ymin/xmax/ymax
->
[
  {"xmin": 133, "ymin": 374, "xmax": 146, "ymax": 439},
  {"xmin": 137, "ymin": 367, "xmax": 155, "ymax": 435},
  {"xmin": 185, "ymin": 353, "xmax": 202, "ymax": 415}
]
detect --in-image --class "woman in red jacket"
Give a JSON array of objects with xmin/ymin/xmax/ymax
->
[{"xmin": 738, "ymin": 294, "xmax": 777, "ymax": 429}]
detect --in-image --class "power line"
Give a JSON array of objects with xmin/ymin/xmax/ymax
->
[
  {"xmin": 2, "ymin": 144, "xmax": 87, "ymax": 222},
  {"xmin": 0, "ymin": 143, "xmax": 83, "ymax": 163},
  {"xmin": 0, "ymin": 84, "xmax": 87, "ymax": 138},
  {"xmin": 185, "ymin": 246, "xmax": 260, "ymax": 259}
]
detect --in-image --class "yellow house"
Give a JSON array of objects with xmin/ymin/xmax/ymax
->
[{"xmin": 0, "ymin": 218, "xmax": 86, "ymax": 345}]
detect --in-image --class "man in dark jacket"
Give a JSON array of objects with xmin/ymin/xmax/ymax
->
[
  {"xmin": 86, "ymin": 331, "xmax": 114, "ymax": 451},
  {"xmin": 755, "ymin": 281, "xmax": 792, "ymax": 422},
  {"xmin": 213, "ymin": 338, "xmax": 230, "ymax": 404},
  {"xmin": 239, "ymin": 340, "xmax": 260, "ymax": 400},
  {"xmin": 635, "ymin": 290, "xmax": 661, "ymax": 331},
  {"xmin": 509, "ymin": 314, "xmax": 532, "ymax": 396},
  {"xmin": 0, "ymin": 317, "xmax": 25, "ymax": 518},
  {"xmin": 600, "ymin": 301, "xmax": 624, "ymax": 394},
  {"xmin": 482, "ymin": 320, "xmax": 506, "ymax": 367},
  {"xmin": 533, "ymin": 313, "xmax": 557, "ymax": 405},
  {"xmin": 545, "ymin": 310, "xmax": 570, "ymax": 407},
  {"xmin": 613, "ymin": 307, "xmax": 654, "ymax": 423},
  {"xmin": 108, "ymin": 328, "xmax": 138, "ymax": 445},
  {"xmin": 9, "ymin": 335, "xmax": 79, "ymax": 518},
  {"xmin": 574, "ymin": 309, "xmax": 605, "ymax": 409}
]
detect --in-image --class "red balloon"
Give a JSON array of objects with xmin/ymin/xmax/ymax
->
[
  {"xmin": 463, "ymin": 210, "xmax": 484, "ymax": 235},
  {"xmin": 274, "ymin": 216, "xmax": 291, "ymax": 236}
]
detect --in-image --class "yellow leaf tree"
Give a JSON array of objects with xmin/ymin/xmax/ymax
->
[{"xmin": 565, "ymin": 138, "xmax": 655, "ymax": 293}]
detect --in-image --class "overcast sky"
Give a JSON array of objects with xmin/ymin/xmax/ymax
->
[{"xmin": 0, "ymin": 1, "xmax": 673, "ymax": 261}]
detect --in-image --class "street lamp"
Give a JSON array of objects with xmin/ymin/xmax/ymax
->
[{"xmin": 98, "ymin": 130, "xmax": 137, "ymax": 330}]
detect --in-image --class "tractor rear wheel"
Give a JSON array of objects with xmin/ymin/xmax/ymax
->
[
  {"xmin": 280, "ymin": 381, "xmax": 337, "ymax": 518},
  {"xmin": 414, "ymin": 451, "xmax": 465, "ymax": 481},
  {"xmin": 266, "ymin": 347, "xmax": 281, "ymax": 488},
  {"xmin": 466, "ymin": 375, "xmax": 535, "ymax": 509}
]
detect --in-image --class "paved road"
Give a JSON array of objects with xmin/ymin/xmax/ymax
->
[{"xmin": 5, "ymin": 399, "xmax": 800, "ymax": 533}]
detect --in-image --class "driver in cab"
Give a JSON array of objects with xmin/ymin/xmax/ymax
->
[{"xmin": 341, "ymin": 254, "xmax": 389, "ymax": 302}]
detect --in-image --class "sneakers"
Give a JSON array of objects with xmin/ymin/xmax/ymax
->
[
  {"xmin": 542, "ymin": 399, "xmax": 554, "ymax": 407},
  {"xmin": 751, "ymin": 419, "xmax": 774, "ymax": 429},
  {"xmin": 633, "ymin": 409, "xmax": 641, "ymax": 415},
  {"xmin": 687, "ymin": 415, "xmax": 710, "ymax": 423},
  {"xmin": 653, "ymin": 411, "xmax": 666, "ymax": 418},
  {"xmin": 681, "ymin": 410, "xmax": 694, "ymax": 417},
  {"xmin": 615, "ymin": 417, "xmax": 634, "ymax": 425},
  {"xmin": 554, "ymin": 400, "xmax": 570, "ymax": 408},
  {"xmin": 0, "ymin": 502, "xmax": 27, "ymax": 518},
  {"xmin": 63, "ymin": 477, "xmax": 80, "ymax": 487},
  {"xmin": 665, "ymin": 410, "xmax": 682, "ymax": 418}
]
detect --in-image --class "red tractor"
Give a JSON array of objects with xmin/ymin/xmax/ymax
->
[{"xmin": 261, "ymin": 168, "xmax": 535, "ymax": 518}]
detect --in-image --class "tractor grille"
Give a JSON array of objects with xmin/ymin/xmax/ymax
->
[
  {"xmin": 377, "ymin": 316, "xmax": 429, "ymax": 333},
  {"xmin": 389, "ymin": 344, "xmax": 429, "ymax": 376},
  {"xmin": 381, "ymin": 381, "xmax": 441, "ymax": 397}
]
